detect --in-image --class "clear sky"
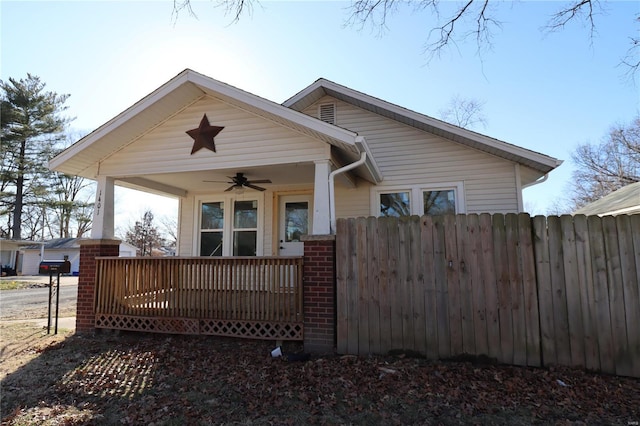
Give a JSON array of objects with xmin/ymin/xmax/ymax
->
[{"xmin": 2, "ymin": 0, "xmax": 639, "ymax": 232}]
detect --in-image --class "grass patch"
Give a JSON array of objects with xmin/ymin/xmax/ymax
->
[{"xmin": 0, "ymin": 280, "xmax": 25, "ymax": 290}]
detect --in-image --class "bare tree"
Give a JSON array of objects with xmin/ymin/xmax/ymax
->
[
  {"xmin": 174, "ymin": 0, "xmax": 639, "ymax": 79},
  {"xmin": 438, "ymin": 95, "xmax": 487, "ymax": 130},
  {"xmin": 570, "ymin": 115, "xmax": 639, "ymax": 210}
]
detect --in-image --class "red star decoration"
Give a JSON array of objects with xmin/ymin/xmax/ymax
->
[{"xmin": 186, "ymin": 114, "xmax": 224, "ymax": 154}]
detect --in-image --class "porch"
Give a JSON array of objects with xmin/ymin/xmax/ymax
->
[
  {"xmin": 77, "ymin": 237, "xmax": 336, "ymax": 353},
  {"xmin": 94, "ymin": 256, "xmax": 304, "ymax": 340}
]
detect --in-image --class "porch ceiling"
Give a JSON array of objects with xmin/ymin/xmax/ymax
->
[{"xmin": 114, "ymin": 163, "xmax": 341, "ymax": 197}]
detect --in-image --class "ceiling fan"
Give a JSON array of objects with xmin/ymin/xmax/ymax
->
[{"xmin": 205, "ymin": 172, "xmax": 272, "ymax": 192}]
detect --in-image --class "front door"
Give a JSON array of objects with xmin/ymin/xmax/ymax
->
[{"xmin": 279, "ymin": 195, "xmax": 312, "ymax": 256}]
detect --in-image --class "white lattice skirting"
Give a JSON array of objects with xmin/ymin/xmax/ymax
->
[{"xmin": 95, "ymin": 314, "xmax": 303, "ymax": 340}]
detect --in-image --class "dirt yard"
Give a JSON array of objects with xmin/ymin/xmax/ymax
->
[{"xmin": 1, "ymin": 305, "xmax": 639, "ymax": 424}]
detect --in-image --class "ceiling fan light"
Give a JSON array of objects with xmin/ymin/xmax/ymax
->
[{"xmin": 234, "ymin": 186, "xmax": 245, "ymax": 194}]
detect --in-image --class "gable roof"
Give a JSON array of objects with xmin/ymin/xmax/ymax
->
[
  {"xmin": 23, "ymin": 238, "xmax": 80, "ymax": 250},
  {"xmin": 49, "ymin": 69, "xmax": 382, "ymax": 183},
  {"xmin": 284, "ymin": 78, "xmax": 563, "ymax": 175},
  {"xmin": 573, "ymin": 182, "xmax": 640, "ymax": 216}
]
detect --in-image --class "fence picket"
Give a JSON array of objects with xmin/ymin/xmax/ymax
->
[
  {"xmin": 587, "ymin": 215, "xmax": 615, "ymax": 374},
  {"xmin": 432, "ymin": 215, "xmax": 450, "ymax": 358},
  {"xmin": 468, "ymin": 214, "xmax": 488, "ymax": 357},
  {"xmin": 357, "ymin": 217, "xmax": 370, "ymax": 354},
  {"xmin": 629, "ymin": 215, "xmax": 640, "ymax": 378},
  {"xmin": 533, "ymin": 215, "xmax": 555, "ymax": 365},
  {"xmin": 378, "ymin": 217, "xmax": 393, "ymax": 353},
  {"xmin": 421, "ymin": 216, "xmax": 438, "ymax": 359},
  {"xmin": 456, "ymin": 214, "xmax": 476, "ymax": 356},
  {"xmin": 493, "ymin": 214, "xmax": 514, "ymax": 364},
  {"xmin": 603, "ymin": 216, "xmax": 631, "ymax": 377},
  {"xmin": 388, "ymin": 218, "xmax": 404, "ymax": 351},
  {"xmin": 506, "ymin": 213, "xmax": 527, "ymax": 366},
  {"xmin": 561, "ymin": 215, "xmax": 586, "ymax": 368},
  {"xmin": 445, "ymin": 214, "xmax": 463, "ymax": 356},
  {"xmin": 480, "ymin": 213, "xmax": 500, "ymax": 361},
  {"xmin": 410, "ymin": 216, "xmax": 427, "ymax": 354},
  {"xmin": 399, "ymin": 217, "xmax": 414, "ymax": 351},
  {"xmin": 549, "ymin": 216, "xmax": 572, "ymax": 366},
  {"xmin": 518, "ymin": 213, "xmax": 541, "ymax": 367},
  {"xmin": 616, "ymin": 215, "xmax": 640, "ymax": 377},
  {"xmin": 367, "ymin": 216, "xmax": 382, "ymax": 354}
]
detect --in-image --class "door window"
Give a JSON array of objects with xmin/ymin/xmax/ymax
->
[{"xmin": 284, "ymin": 202, "xmax": 308, "ymax": 242}]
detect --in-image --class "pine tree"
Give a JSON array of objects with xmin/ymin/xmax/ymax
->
[
  {"xmin": 124, "ymin": 210, "xmax": 165, "ymax": 256},
  {"xmin": 1, "ymin": 74, "xmax": 70, "ymax": 239}
]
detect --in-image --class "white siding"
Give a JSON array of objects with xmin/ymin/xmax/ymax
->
[
  {"xmin": 179, "ymin": 195, "xmax": 195, "ymax": 256},
  {"xmin": 304, "ymin": 96, "xmax": 520, "ymax": 214},
  {"xmin": 100, "ymin": 96, "xmax": 329, "ymax": 177},
  {"xmin": 335, "ymin": 182, "xmax": 372, "ymax": 219}
]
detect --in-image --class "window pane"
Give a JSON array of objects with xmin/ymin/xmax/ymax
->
[
  {"xmin": 201, "ymin": 202, "xmax": 224, "ymax": 229},
  {"xmin": 234, "ymin": 200, "xmax": 257, "ymax": 228},
  {"xmin": 233, "ymin": 231, "xmax": 257, "ymax": 256},
  {"xmin": 380, "ymin": 192, "xmax": 410, "ymax": 217},
  {"xmin": 423, "ymin": 190, "xmax": 456, "ymax": 215},
  {"xmin": 200, "ymin": 232, "xmax": 223, "ymax": 256},
  {"xmin": 285, "ymin": 202, "xmax": 308, "ymax": 242}
]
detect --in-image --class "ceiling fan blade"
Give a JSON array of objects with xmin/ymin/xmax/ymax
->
[
  {"xmin": 224, "ymin": 185, "xmax": 236, "ymax": 192},
  {"xmin": 248, "ymin": 179, "xmax": 272, "ymax": 184},
  {"xmin": 245, "ymin": 183, "xmax": 267, "ymax": 191}
]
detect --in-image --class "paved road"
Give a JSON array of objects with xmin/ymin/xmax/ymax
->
[{"xmin": 0, "ymin": 284, "xmax": 78, "ymax": 319}]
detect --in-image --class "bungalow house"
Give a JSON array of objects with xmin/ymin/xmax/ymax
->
[{"xmin": 48, "ymin": 69, "xmax": 562, "ymax": 351}]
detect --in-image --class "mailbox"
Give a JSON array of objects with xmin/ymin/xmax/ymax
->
[{"xmin": 39, "ymin": 260, "xmax": 71, "ymax": 275}]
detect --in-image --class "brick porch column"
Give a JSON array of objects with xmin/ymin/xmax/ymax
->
[
  {"xmin": 302, "ymin": 235, "xmax": 336, "ymax": 354},
  {"xmin": 77, "ymin": 239, "xmax": 120, "ymax": 333}
]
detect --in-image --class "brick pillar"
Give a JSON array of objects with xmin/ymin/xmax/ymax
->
[
  {"xmin": 77, "ymin": 239, "xmax": 120, "ymax": 333},
  {"xmin": 301, "ymin": 235, "xmax": 336, "ymax": 354}
]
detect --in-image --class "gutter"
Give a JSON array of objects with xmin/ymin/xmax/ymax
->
[
  {"xmin": 522, "ymin": 173, "xmax": 549, "ymax": 189},
  {"xmin": 328, "ymin": 137, "xmax": 369, "ymax": 234}
]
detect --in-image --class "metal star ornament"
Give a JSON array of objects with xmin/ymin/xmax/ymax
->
[{"xmin": 186, "ymin": 114, "xmax": 224, "ymax": 154}]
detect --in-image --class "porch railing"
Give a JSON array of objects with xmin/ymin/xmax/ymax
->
[{"xmin": 94, "ymin": 256, "xmax": 304, "ymax": 340}]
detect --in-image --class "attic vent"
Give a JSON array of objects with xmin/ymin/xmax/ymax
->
[{"xmin": 319, "ymin": 103, "xmax": 336, "ymax": 125}]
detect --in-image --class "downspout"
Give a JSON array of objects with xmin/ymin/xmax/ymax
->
[{"xmin": 328, "ymin": 138, "xmax": 368, "ymax": 234}]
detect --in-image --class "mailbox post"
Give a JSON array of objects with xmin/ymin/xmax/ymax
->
[{"xmin": 40, "ymin": 260, "xmax": 71, "ymax": 334}]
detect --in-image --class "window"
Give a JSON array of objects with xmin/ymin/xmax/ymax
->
[
  {"xmin": 233, "ymin": 200, "xmax": 257, "ymax": 256},
  {"xmin": 200, "ymin": 202, "xmax": 224, "ymax": 256},
  {"xmin": 373, "ymin": 183, "xmax": 464, "ymax": 217},
  {"xmin": 423, "ymin": 190, "xmax": 456, "ymax": 215},
  {"xmin": 197, "ymin": 196, "xmax": 263, "ymax": 256},
  {"xmin": 379, "ymin": 192, "xmax": 411, "ymax": 217}
]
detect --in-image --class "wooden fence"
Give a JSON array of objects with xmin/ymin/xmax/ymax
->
[
  {"xmin": 336, "ymin": 213, "xmax": 640, "ymax": 377},
  {"xmin": 94, "ymin": 256, "xmax": 304, "ymax": 340}
]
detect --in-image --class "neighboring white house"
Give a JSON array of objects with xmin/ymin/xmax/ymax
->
[
  {"xmin": 1, "ymin": 239, "xmax": 38, "ymax": 276},
  {"xmin": 20, "ymin": 238, "xmax": 137, "ymax": 275},
  {"xmin": 573, "ymin": 182, "xmax": 640, "ymax": 216},
  {"xmin": 49, "ymin": 69, "xmax": 562, "ymax": 257}
]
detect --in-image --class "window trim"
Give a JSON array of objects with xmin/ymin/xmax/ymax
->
[
  {"xmin": 194, "ymin": 194, "xmax": 264, "ymax": 256},
  {"xmin": 371, "ymin": 182, "xmax": 466, "ymax": 216}
]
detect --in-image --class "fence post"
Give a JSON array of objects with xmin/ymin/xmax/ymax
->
[
  {"xmin": 77, "ymin": 239, "xmax": 121, "ymax": 333},
  {"xmin": 302, "ymin": 235, "xmax": 336, "ymax": 354}
]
